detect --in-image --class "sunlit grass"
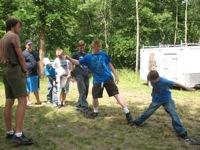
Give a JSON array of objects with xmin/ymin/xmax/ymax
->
[{"xmin": 0, "ymin": 70, "xmax": 199, "ymax": 149}]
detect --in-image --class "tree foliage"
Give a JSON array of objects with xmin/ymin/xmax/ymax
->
[{"xmin": 0, "ymin": 0, "xmax": 200, "ymax": 70}]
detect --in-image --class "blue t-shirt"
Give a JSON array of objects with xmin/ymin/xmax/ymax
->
[
  {"xmin": 150, "ymin": 77, "xmax": 174, "ymax": 103},
  {"xmin": 78, "ymin": 51, "xmax": 113, "ymax": 83},
  {"xmin": 44, "ymin": 65, "xmax": 56, "ymax": 79}
]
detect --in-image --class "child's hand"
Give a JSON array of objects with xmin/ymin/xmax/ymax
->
[
  {"xmin": 64, "ymin": 55, "xmax": 70, "ymax": 60},
  {"xmin": 115, "ymin": 76, "xmax": 119, "ymax": 84}
]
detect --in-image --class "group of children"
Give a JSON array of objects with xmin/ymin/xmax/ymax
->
[
  {"xmin": 43, "ymin": 49, "xmax": 73, "ymax": 108},
  {"xmin": 43, "ymin": 40, "xmax": 195, "ymax": 140}
]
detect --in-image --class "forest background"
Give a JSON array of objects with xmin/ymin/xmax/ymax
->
[{"xmin": 0, "ymin": 0, "xmax": 200, "ymax": 74}]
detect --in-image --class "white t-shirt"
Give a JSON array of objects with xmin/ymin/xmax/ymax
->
[{"xmin": 53, "ymin": 57, "xmax": 71, "ymax": 77}]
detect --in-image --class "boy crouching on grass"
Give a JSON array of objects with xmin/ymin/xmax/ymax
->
[
  {"xmin": 65, "ymin": 40, "xmax": 134, "ymax": 126},
  {"xmin": 43, "ymin": 58, "xmax": 58, "ymax": 106},
  {"xmin": 134, "ymin": 70, "xmax": 195, "ymax": 139}
]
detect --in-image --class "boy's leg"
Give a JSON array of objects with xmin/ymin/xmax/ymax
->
[
  {"xmin": 114, "ymin": 94, "xmax": 126, "ymax": 108},
  {"xmin": 85, "ymin": 83, "xmax": 102, "ymax": 119},
  {"xmin": 76, "ymin": 75, "xmax": 83, "ymax": 110},
  {"xmin": 81, "ymin": 77, "xmax": 89, "ymax": 111},
  {"xmin": 76, "ymin": 75, "xmax": 89, "ymax": 111},
  {"xmin": 163, "ymin": 100, "xmax": 187, "ymax": 136},
  {"xmin": 134, "ymin": 102, "xmax": 161, "ymax": 125},
  {"xmin": 15, "ymin": 97, "xmax": 27, "ymax": 133},
  {"xmin": 4, "ymin": 99, "xmax": 15, "ymax": 132},
  {"xmin": 61, "ymin": 93, "xmax": 67, "ymax": 106},
  {"xmin": 47, "ymin": 79, "xmax": 53, "ymax": 103},
  {"xmin": 61, "ymin": 79, "xmax": 70, "ymax": 106},
  {"xmin": 93, "ymin": 98, "xmax": 99, "ymax": 110},
  {"xmin": 34, "ymin": 92, "xmax": 42, "ymax": 104},
  {"xmin": 53, "ymin": 86, "xmax": 58, "ymax": 105},
  {"xmin": 114, "ymin": 94, "xmax": 134, "ymax": 125}
]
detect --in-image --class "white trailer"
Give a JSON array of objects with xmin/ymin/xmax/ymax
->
[{"xmin": 140, "ymin": 45, "xmax": 200, "ymax": 87}]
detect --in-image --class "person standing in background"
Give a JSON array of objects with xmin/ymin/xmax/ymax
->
[
  {"xmin": 0, "ymin": 18, "xmax": 33, "ymax": 145},
  {"xmin": 72, "ymin": 40, "xmax": 89, "ymax": 115},
  {"xmin": 23, "ymin": 39, "xmax": 43, "ymax": 105}
]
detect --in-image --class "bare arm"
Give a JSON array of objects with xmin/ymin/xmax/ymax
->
[
  {"xmin": 174, "ymin": 82, "xmax": 195, "ymax": 92},
  {"xmin": 108, "ymin": 63, "xmax": 119, "ymax": 84},
  {"xmin": 65, "ymin": 55, "xmax": 80, "ymax": 66},
  {"xmin": 37, "ymin": 61, "xmax": 41, "ymax": 76},
  {"xmin": 15, "ymin": 47, "xmax": 27, "ymax": 76}
]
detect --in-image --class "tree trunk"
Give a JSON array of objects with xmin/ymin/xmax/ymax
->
[
  {"xmin": 38, "ymin": 25, "xmax": 45, "ymax": 76},
  {"xmin": 185, "ymin": 0, "xmax": 188, "ymax": 47},
  {"xmin": 104, "ymin": 0, "xmax": 109, "ymax": 54},
  {"xmin": 174, "ymin": 0, "xmax": 178, "ymax": 45},
  {"xmin": 135, "ymin": 0, "xmax": 139, "ymax": 72}
]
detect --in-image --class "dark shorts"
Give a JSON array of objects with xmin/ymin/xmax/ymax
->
[
  {"xmin": 92, "ymin": 78, "xmax": 119, "ymax": 98},
  {"xmin": 3, "ymin": 65, "xmax": 27, "ymax": 99}
]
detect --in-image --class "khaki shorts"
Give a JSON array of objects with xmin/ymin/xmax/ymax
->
[{"xmin": 3, "ymin": 65, "xmax": 27, "ymax": 99}]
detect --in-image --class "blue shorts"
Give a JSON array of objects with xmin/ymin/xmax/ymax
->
[{"xmin": 26, "ymin": 75, "xmax": 39, "ymax": 92}]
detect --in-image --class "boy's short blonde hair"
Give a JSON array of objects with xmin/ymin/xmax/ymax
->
[
  {"xmin": 56, "ymin": 49, "xmax": 64, "ymax": 56},
  {"xmin": 92, "ymin": 40, "xmax": 102, "ymax": 48}
]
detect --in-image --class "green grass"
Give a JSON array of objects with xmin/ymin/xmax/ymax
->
[{"xmin": 0, "ymin": 69, "xmax": 200, "ymax": 149}]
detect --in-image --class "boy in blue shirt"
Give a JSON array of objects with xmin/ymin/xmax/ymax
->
[
  {"xmin": 65, "ymin": 40, "xmax": 134, "ymax": 126},
  {"xmin": 43, "ymin": 58, "xmax": 58, "ymax": 106},
  {"xmin": 134, "ymin": 70, "xmax": 195, "ymax": 139}
]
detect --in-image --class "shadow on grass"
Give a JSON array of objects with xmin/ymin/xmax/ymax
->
[{"xmin": 0, "ymin": 96, "xmax": 199, "ymax": 150}]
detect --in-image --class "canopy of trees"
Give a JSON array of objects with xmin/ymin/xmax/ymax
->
[{"xmin": 0, "ymin": 0, "xmax": 200, "ymax": 70}]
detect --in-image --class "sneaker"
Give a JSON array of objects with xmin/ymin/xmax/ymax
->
[
  {"xmin": 180, "ymin": 131, "xmax": 189, "ymax": 140},
  {"xmin": 53, "ymin": 103, "xmax": 57, "ymax": 107},
  {"xmin": 57, "ymin": 104, "xmax": 62, "ymax": 108},
  {"xmin": 86, "ymin": 112, "xmax": 104, "ymax": 119},
  {"xmin": 126, "ymin": 113, "xmax": 134, "ymax": 126},
  {"xmin": 5, "ymin": 132, "xmax": 15, "ymax": 139},
  {"xmin": 11, "ymin": 133, "xmax": 34, "ymax": 145},
  {"xmin": 76, "ymin": 107, "xmax": 82, "ymax": 111},
  {"xmin": 47, "ymin": 101, "xmax": 51, "ymax": 104},
  {"xmin": 82, "ymin": 111, "xmax": 90, "ymax": 117},
  {"xmin": 61, "ymin": 104, "xmax": 66, "ymax": 107}
]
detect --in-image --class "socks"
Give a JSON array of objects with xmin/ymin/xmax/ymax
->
[
  {"xmin": 93, "ymin": 107, "xmax": 98, "ymax": 113},
  {"xmin": 7, "ymin": 130, "xmax": 14, "ymax": 135},
  {"xmin": 15, "ymin": 132, "xmax": 22, "ymax": 137},
  {"xmin": 123, "ymin": 106, "xmax": 130, "ymax": 114}
]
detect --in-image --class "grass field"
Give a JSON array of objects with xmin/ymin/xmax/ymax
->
[{"xmin": 0, "ymin": 70, "xmax": 200, "ymax": 150}]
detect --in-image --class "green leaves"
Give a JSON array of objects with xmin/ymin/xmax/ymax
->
[{"xmin": 0, "ymin": 0, "xmax": 199, "ymax": 70}]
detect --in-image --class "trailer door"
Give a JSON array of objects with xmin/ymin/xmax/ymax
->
[{"xmin": 164, "ymin": 53, "xmax": 177, "ymax": 80}]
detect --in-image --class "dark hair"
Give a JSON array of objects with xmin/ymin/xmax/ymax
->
[
  {"xmin": 6, "ymin": 18, "xmax": 22, "ymax": 32},
  {"xmin": 147, "ymin": 70, "xmax": 159, "ymax": 81},
  {"xmin": 77, "ymin": 40, "xmax": 86, "ymax": 46}
]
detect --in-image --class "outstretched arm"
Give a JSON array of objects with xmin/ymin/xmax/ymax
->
[
  {"xmin": 65, "ymin": 55, "xmax": 80, "ymax": 66},
  {"xmin": 108, "ymin": 63, "xmax": 119, "ymax": 84},
  {"xmin": 174, "ymin": 82, "xmax": 195, "ymax": 92}
]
